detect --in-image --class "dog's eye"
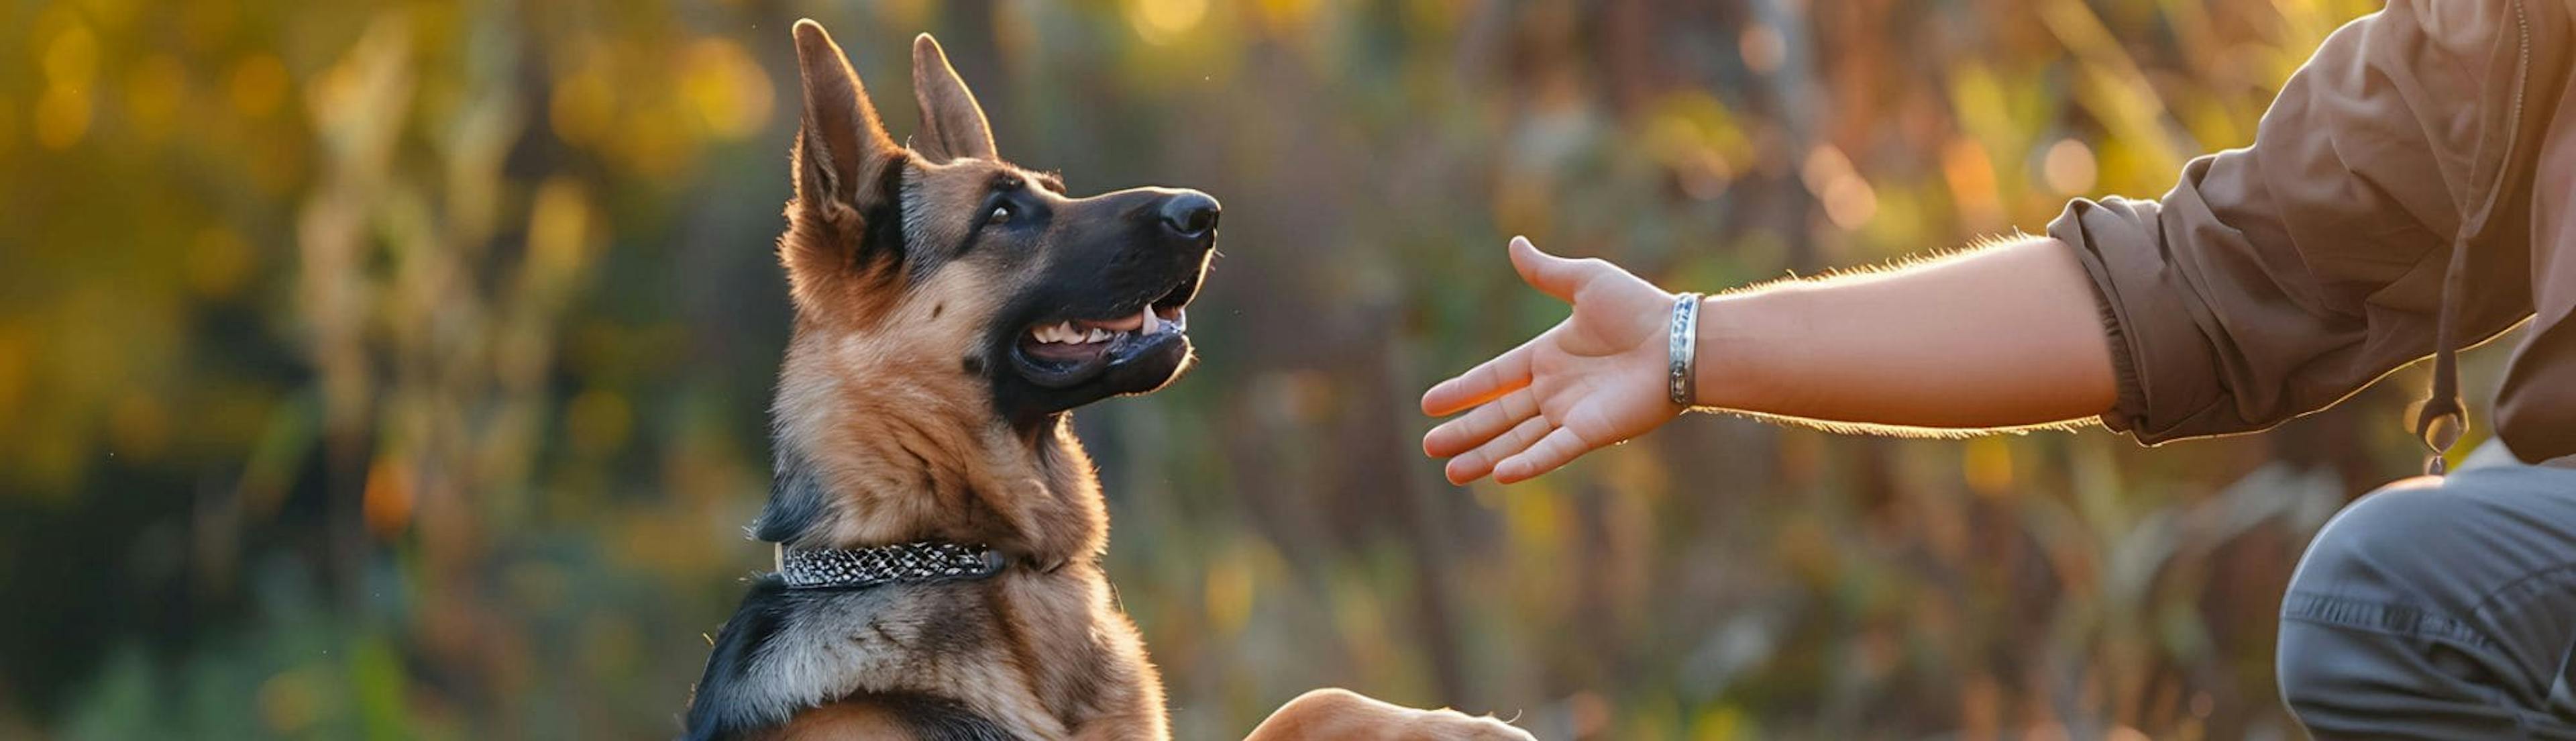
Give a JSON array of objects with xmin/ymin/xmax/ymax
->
[{"xmin": 987, "ymin": 204, "xmax": 1012, "ymax": 226}]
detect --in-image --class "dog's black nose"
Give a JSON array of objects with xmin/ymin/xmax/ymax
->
[{"xmin": 1159, "ymin": 192, "xmax": 1221, "ymax": 238}]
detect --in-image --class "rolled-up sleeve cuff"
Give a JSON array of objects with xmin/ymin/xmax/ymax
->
[{"xmin": 2049, "ymin": 196, "xmax": 2202, "ymax": 444}]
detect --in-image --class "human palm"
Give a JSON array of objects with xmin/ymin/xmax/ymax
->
[{"xmin": 1422, "ymin": 237, "xmax": 1682, "ymax": 485}]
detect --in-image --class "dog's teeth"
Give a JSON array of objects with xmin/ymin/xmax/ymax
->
[
  {"xmin": 1034, "ymin": 322, "xmax": 1128, "ymax": 344},
  {"xmin": 1141, "ymin": 307, "xmax": 1161, "ymax": 334}
]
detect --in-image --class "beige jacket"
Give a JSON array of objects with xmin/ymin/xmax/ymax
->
[{"xmin": 2049, "ymin": 0, "xmax": 2575, "ymax": 466}]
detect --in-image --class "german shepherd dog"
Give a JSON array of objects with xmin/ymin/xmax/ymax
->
[{"xmin": 680, "ymin": 21, "xmax": 1532, "ymax": 741}]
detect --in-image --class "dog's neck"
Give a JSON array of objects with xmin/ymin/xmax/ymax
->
[{"xmin": 757, "ymin": 336, "xmax": 1108, "ymax": 569}]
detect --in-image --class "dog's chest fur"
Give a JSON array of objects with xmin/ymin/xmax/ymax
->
[{"xmin": 685, "ymin": 560, "xmax": 1154, "ymax": 740}]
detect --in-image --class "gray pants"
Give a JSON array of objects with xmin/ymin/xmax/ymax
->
[{"xmin": 2279, "ymin": 456, "xmax": 2576, "ymax": 738}]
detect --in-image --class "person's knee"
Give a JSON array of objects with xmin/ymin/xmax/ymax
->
[
  {"xmin": 2286, "ymin": 476, "xmax": 2456, "ymax": 597},
  {"xmin": 2277, "ymin": 477, "xmax": 2467, "ymax": 717},
  {"xmin": 2277, "ymin": 472, "xmax": 2576, "ymax": 736}
]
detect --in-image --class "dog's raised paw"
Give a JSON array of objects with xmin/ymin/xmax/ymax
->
[
  {"xmin": 1247, "ymin": 688, "xmax": 1538, "ymax": 741},
  {"xmin": 1396, "ymin": 709, "xmax": 1536, "ymax": 741}
]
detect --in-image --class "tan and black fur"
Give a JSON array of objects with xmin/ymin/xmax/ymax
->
[{"xmin": 682, "ymin": 21, "xmax": 1532, "ymax": 741}]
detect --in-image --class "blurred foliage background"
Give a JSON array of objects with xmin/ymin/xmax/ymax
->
[{"xmin": 0, "ymin": 0, "xmax": 2515, "ymax": 738}]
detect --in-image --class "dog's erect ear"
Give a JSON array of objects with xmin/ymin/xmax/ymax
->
[
  {"xmin": 791, "ymin": 20, "xmax": 902, "ymax": 213},
  {"xmin": 910, "ymin": 34, "xmax": 998, "ymax": 164}
]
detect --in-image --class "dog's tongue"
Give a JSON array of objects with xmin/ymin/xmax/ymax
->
[{"xmin": 1022, "ymin": 336, "xmax": 1113, "ymax": 364}]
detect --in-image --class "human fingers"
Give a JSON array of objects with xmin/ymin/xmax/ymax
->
[
  {"xmin": 1421, "ymin": 336, "xmax": 1537, "ymax": 417},
  {"xmin": 1494, "ymin": 426, "xmax": 1595, "ymax": 484},
  {"xmin": 1447, "ymin": 414, "xmax": 1556, "ymax": 485},
  {"xmin": 1424, "ymin": 389, "xmax": 1540, "ymax": 458},
  {"xmin": 1507, "ymin": 236, "xmax": 1601, "ymax": 305}
]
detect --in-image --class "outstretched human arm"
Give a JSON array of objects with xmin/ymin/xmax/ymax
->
[
  {"xmin": 1421, "ymin": 235, "xmax": 2116, "ymax": 485},
  {"xmin": 1429, "ymin": 0, "xmax": 2552, "ymax": 483}
]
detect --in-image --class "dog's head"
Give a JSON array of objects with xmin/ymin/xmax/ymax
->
[{"xmin": 777, "ymin": 21, "xmax": 1218, "ymax": 427}]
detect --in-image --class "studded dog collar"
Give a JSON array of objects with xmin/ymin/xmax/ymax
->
[{"xmin": 773, "ymin": 541, "xmax": 1008, "ymax": 589}]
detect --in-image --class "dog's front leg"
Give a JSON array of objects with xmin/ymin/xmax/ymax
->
[
  {"xmin": 1245, "ymin": 688, "xmax": 1534, "ymax": 741},
  {"xmin": 1065, "ymin": 713, "xmax": 1168, "ymax": 741}
]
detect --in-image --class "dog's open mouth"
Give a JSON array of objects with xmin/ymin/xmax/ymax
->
[
  {"xmin": 1009, "ymin": 278, "xmax": 1197, "ymax": 388},
  {"xmin": 1020, "ymin": 304, "xmax": 1187, "ymax": 363}
]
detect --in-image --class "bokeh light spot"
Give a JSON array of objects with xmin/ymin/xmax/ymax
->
[
  {"xmin": 1964, "ymin": 437, "xmax": 2014, "ymax": 497},
  {"xmin": 229, "ymin": 54, "xmax": 290, "ymax": 117},
  {"xmin": 549, "ymin": 58, "xmax": 614, "ymax": 148},
  {"xmin": 1203, "ymin": 544, "xmax": 1254, "ymax": 636},
  {"xmin": 680, "ymin": 38, "xmax": 773, "ymax": 140},
  {"xmin": 2042, "ymin": 138, "xmax": 2098, "ymax": 195},
  {"xmin": 528, "ymin": 177, "xmax": 596, "ymax": 279},
  {"xmin": 34, "ymin": 83, "xmax": 91, "ymax": 150},
  {"xmin": 1127, "ymin": 0, "xmax": 1210, "ymax": 46},
  {"xmin": 44, "ymin": 23, "xmax": 99, "ymax": 88},
  {"xmin": 1939, "ymin": 138, "xmax": 2003, "ymax": 229},
  {"xmin": 362, "ymin": 455, "xmax": 415, "ymax": 538},
  {"xmin": 1739, "ymin": 24, "xmax": 1784, "ymax": 75},
  {"xmin": 1803, "ymin": 146, "xmax": 1878, "ymax": 230}
]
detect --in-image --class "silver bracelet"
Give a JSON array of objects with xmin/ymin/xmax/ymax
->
[{"xmin": 1668, "ymin": 293, "xmax": 1703, "ymax": 407}]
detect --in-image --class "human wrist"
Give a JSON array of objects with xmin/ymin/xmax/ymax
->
[{"xmin": 1690, "ymin": 291, "xmax": 1777, "ymax": 411}]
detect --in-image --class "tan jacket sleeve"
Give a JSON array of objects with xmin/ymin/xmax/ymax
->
[{"xmin": 2047, "ymin": 0, "xmax": 2522, "ymax": 443}]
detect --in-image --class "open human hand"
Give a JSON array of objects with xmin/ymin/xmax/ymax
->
[{"xmin": 1421, "ymin": 237, "xmax": 1684, "ymax": 485}]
